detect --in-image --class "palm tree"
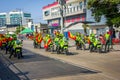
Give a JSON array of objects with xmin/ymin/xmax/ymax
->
[{"xmin": 82, "ymin": 23, "xmax": 89, "ymax": 34}]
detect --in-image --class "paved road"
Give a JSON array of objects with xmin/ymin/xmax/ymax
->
[
  {"xmin": 23, "ymin": 40, "xmax": 120, "ymax": 80},
  {"xmin": 0, "ymin": 40, "xmax": 97, "ymax": 80},
  {"xmin": 0, "ymin": 39, "xmax": 120, "ymax": 80},
  {"xmin": 0, "ymin": 57, "xmax": 20, "ymax": 80}
]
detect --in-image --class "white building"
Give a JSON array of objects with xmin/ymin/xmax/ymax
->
[
  {"xmin": 0, "ymin": 10, "xmax": 32, "ymax": 32},
  {"xmin": 42, "ymin": 0, "xmax": 107, "ymax": 35}
]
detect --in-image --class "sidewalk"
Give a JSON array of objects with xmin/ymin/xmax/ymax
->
[
  {"xmin": 23, "ymin": 40, "xmax": 120, "ymax": 80},
  {"xmin": 0, "ymin": 54, "xmax": 20, "ymax": 80}
]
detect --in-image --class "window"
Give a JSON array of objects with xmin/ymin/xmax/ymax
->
[
  {"xmin": 69, "ymin": 8, "xmax": 72, "ymax": 13},
  {"xmin": 80, "ymin": 2, "xmax": 82, "ymax": 9},
  {"xmin": 84, "ymin": 0, "xmax": 86, "ymax": 7},
  {"xmin": 44, "ymin": 10, "xmax": 50, "ymax": 16}
]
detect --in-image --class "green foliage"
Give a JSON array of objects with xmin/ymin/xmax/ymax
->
[
  {"xmin": 87, "ymin": 0, "xmax": 120, "ymax": 27},
  {"xmin": 111, "ymin": 16, "xmax": 120, "ymax": 27},
  {"xmin": 15, "ymin": 26, "xmax": 25, "ymax": 34},
  {"xmin": 82, "ymin": 24, "xmax": 89, "ymax": 34}
]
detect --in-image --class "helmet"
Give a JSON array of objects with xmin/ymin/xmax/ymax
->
[{"xmin": 16, "ymin": 40, "xmax": 21, "ymax": 45}]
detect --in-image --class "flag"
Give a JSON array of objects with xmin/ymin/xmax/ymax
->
[
  {"xmin": 44, "ymin": 38, "xmax": 52, "ymax": 49},
  {"xmin": 68, "ymin": 31, "xmax": 76, "ymax": 40},
  {"xmin": 36, "ymin": 33, "xmax": 43, "ymax": 44}
]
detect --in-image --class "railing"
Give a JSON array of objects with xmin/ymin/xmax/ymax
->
[{"xmin": 51, "ymin": 5, "xmax": 85, "ymax": 18}]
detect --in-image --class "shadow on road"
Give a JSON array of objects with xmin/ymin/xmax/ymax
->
[
  {"xmin": 0, "ymin": 51, "xmax": 31, "ymax": 80},
  {"xmin": 0, "ymin": 57, "xmax": 22, "ymax": 80},
  {"xmin": 0, "ymin": 48, "xmax": 100, "ymax": 80}
]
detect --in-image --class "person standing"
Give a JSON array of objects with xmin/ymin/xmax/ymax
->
[
  {"xmin": 105, "ymin": 32, "xmax": 110, "ymax": 52},
  {"xmin": 119, "ymin": 31, "xmax": 120, "ymax": 39}
]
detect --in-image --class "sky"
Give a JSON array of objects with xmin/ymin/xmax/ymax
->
[{"xmin": 0, "ymin": 0, "xmax": 55, "ymax": 23}]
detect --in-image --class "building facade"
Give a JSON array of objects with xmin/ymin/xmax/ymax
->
[
  {"xmin": 0, "ymin": 10, "xmax": 32, "ymax": 31},
  {"xmin": 9, "ymin": 10, "xmax": 31, "ymax": 26},
  {"xmin": 34, "ymin": 23, "xmax": 48, "ymax": 34},
  {"xmin": 0, "ymin": 13, "xmax": 7, "ymax": 27},
  {"xmin": 42, "ymin": 0, "xmax": 107, "ymax": 35}
]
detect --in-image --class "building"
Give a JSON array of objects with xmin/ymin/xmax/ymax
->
[
  {"xmin": 0, "ymin": 13, "xmax": 7, "ymax": 27},
  {"xmin": 33, "ymin": 23, "xmax": 48, "ymax": 34},
  {"xmin": 9, "ymin": 10, "xmax": 31, "ymax": 26},
  {"xmin": 42, "ymin": 0, "xmax": 107, "ymax": 35},
  {"xmin": 0, "ymin": 10, "xmax": 32, "ymax": 32}
]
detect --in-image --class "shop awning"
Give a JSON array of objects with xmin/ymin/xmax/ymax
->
[{"xmin": 20, "ymin": 28, "xmax": 33, "ymax": 34}]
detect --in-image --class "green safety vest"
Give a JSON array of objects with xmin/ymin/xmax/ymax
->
[
  {"xmin": 11, "ymin": 40, "xmax": 15, "ymax": 46},
  {"xmin": 76, "ymin": 36, "xmax": 81, "ymax": 41},
  {"xmin": 93, "ymin": 39, "xmax": 98, "ymax": 46},
  {"xmin": 8, "ymin": 41, "xmax": 12, "ymax": 46},
  {"xmin": 59, "ymin": 39, "xmax": 64, "ymax": 47},
  {"xmin": 13, "ymin": 40, "xmax": 22, "ymax": 49},
  {"xmin": 54, "ymin": 37, "xmax": 59, "ymax": 45},
  {"xmin": 105, "ymin": 33, "xmax": 110, "ymax": 40},
  {"xmin": 90, "ymin": 36, "xmax": 95, "ymax": 43}
]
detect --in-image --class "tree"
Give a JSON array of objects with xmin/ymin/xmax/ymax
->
[
  {"xmin": 15, "ymin": 26, "xmax": 25, "ymax": 34},
  {"xmin": 82, "ymin": 24, "xmax": 89, "ymax": 34},
  {"xmin": 87, "ymin": 0, "xmax": 120, "ymax": 27}
]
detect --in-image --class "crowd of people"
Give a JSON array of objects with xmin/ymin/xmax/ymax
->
[
  {"xmin": 0, "ymin": 34, "xmax": 23, "ymax": 59},
  {"xmin": 0, "ymin": 30, "xmax": 119, "ymax": 59},
  {"xmin": 71, "ymin": 32, "xmax": 111, "ymax": 53},
  {"xmin": 34, "ymin": 30, "xmax": 119, "ymax": 54},
  {"xmin": 34, "ymin": 31, "xmax": 69, "ymax": 54}
]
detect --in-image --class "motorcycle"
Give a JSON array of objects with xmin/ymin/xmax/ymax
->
[
  {"xmin": 1, "ymin": 42, "xmax": 7, "ymax": 50},
  {"xmin": 75, "ymin": 40, "xmax": 82, "ymax": 50},
  {"xmin": 33, "ymin": 40, "xmax": 41, "ymax": 49},
  {"xmin": 57, "ymin": 41, "xmax": 69, "ymax": 55},
  {"xmin": 75, "ymin": 40, "xmax": 86, "ymax": 50},
  {"xmin": 90, "ymin": 42, "xmax": 102, "ymax": 53},
  {"xmin": 45, "ymin": 42, "xmax": 54, "ymax": 52},
  {"xmin": 14, "ymin": 45, "xmax": 22, "ymax": 59},
  {"xmin": 96, "ymin": 42, "xmax": 102, "ymax": 53}
]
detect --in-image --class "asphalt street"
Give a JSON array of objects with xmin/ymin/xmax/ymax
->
[
  {"xmin": 0, "ymin": 57, "xmax": 20, "ymax": 80},
  {"xmin": 0, "ymin": 40, "xmax": 97, "ymax": 80},
  {"xmin": 23, "ymin": 40, "xmax": 120, "ymax": 80}
]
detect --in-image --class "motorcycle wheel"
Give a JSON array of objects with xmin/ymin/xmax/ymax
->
[
  {"xmin": 33, "ymin": 42, "xmax": 37, "ymax": 48},
  {"xmin": 57, "ymin": 46, "xmax": 60, "ymax": 54},
  {"xmin": 16, "ymin": 51, "xmax": 21, "ymax": 59},
  {"xmin": 65, "ymin": 49, "xmax": 68, "ymax": 55},
  {"xmin": 76, "ymin": 45, "xmax": 79, "ymax": 50},
  {"xmin": 98, "ymin": 48, "xmax": 102, "ymax": 53}
]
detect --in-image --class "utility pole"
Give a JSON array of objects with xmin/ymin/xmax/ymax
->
[
  {"xmin": 17, "ymin": 9, "xmax": 22, "ymax": 32},
  {"xmin": 58, "ymin": 0, "xmax": 66, "ymax": 33},
  {"xmin": 60, "ymin": 6, "xmax": 64, "ymax": 33},
  {"xmin": 20, "ymin": 10, "xmax": 22, "ymax": 32},
  {"xmin": 117, "ymin": 4, "xmax": 120, "ymax": 13}
]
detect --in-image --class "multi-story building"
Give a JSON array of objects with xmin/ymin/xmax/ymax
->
[
  {"xmin": 0, "ymin": 10, "xmax": 32, "ymax": 31},
  {"xmin": 0, "ymin": 13, "xmax": 7, "ymax": 27},
  {"xmin": 9, "ymin": 10, "xmax": 31, "ymax": 26},
  {"xmin": 33, "ymin": 23, "xmax": 48, "ymax": 33},
  {"xmin": 42, "ymin": 0, "xmax": 107, "ymax": 35}
]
